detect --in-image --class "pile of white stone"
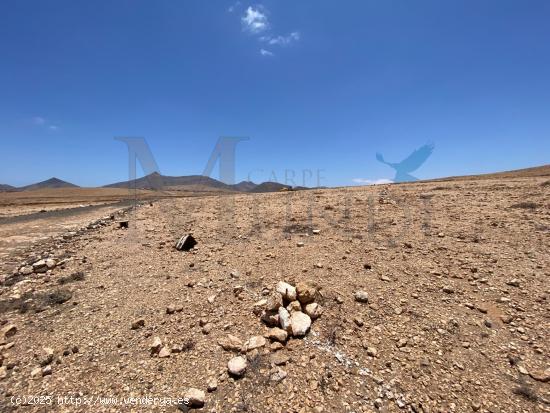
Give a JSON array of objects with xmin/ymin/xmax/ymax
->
[{"xmin": 256, "ymin": 280, "xmax": 323, "ymax": 340}]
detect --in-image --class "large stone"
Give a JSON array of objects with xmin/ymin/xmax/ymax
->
[
  {"xmin": 1, "ymin": 324, "xmax": 17, "ymax": 338},
  {"xmin": 19, "ymin": 266, "xmax": 33, "ymax": 275},
  {"xmin": 158, "ymin": 347, "xmax": 171, "ymax": 358},
  {"xmin": 354, "ymin": 291, "xmax": 369, "ymax": 303},
  {"xmin": 276, "ymin": 281, "xmax": 297, "ymax": 302},
  {"xmin": 296, "ymin": 282, "xmax": 317, "ymax": 305},
  {"xmin": 265, "ymin": 293, "xmax": 283, "ymax": 312},
  {"xmin": 270, "ymin": 367, "xmax": 287, "ymax": 383},
  {"xmin": 278, "ymin": 307, "xmax": 292, "ymax": 333},
  {"xmin": 131, "ymin": 319, "xmax": 145, "ymax": 330},
  {"xmin": 290, "ymin": 311, "xmax": 312, "ymax": 337},
  {"xmin": 217, "ymin": 335, "xmax": 243, "ymax": 352},
  {"xmin": 244, "ymin": 336, "xmax": 266, "ymax": 351},
  {"xmin": 261, "ymin": 310, "xmax": 280, "ymax": 327},
  {"xmin": 228, "ymin": 356, "xmax": 247, "ymax": 377},
  {"xmin": 45, "ymin": 259, "xmax": 56, "ymax": 269},
  {"xmin": 32, "ymin": 260, "xmax": 48, "ymax": 273},
  {"xmin": 304, "ymin": 303, "xmax": 323, "ymax": 320},
  {"xmin": 150, "ymin": 337, "xmax": 162, "ymax": 354},
  {"xmin": 286, "ymin": 300, "xmax": 301, "ymax": 312},
  {"xmin": 183, "ymin": 388, "xmax": 205, "ymax": 408},
  {"xmin": 266, "ymin": 327, "xmax": 288, "ymax": 343}
]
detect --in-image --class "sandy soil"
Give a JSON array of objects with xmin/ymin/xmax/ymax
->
[{"xmin": 0, "ymin": 176, "xmax": 548, "ymax": 412}]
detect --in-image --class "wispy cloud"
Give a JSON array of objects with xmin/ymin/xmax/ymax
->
[
  {"xmin": 352, "ymin": 178, "xmax": 394, "ymax": 185},
  {"xmin": 32, "ymin": 116, "xmax": 46, "ymax": 125},
  {"xmin": 31, "ymin": 116, "xmax": 59, "ymax": 131},
  {"xmin": 236, "ymin": 4, "xmax": 300, "ymax": 56},
  {"xmin": 242, "ymin": 6, "xmax": 268, "ymax": 33},
  {"xmin": 261, "ymin": 31, "xmax": 300, "ymax": 46},
  {"xmin": 228, "ymin": 1, "xmax": 241, "ymax": 13}
]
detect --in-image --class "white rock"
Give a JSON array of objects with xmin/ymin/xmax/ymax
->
[
  {"xmin": 286, "ymin": 300, "xmax": 301, "ymax": 312},
  {"xmin": 266, "ymin": 327, "xmax": 288, "ymax": 342},
  {"xmin": 19, "ymin": 266, "xmax": 33, "ymax": 275},
  {"xmin": 244, "ymin": 336, "xmax": 266, "ymax": 351},
  {"xmin": 158, "ymin": 347, "xmax": 171, "ymax": 358},
  {"xmin": 150, "ymin": 336, "xmax": 162, "ymax": 354},
  {"xmin": 228, "ymin": 356, "xmax": 247, "ymax": 377},
  {"xmin": 278, "ymin": 307, "xmax": 292, "ymax": 332},
  {"xmin": 184, "ymin": 388, "xmax": 205, "ymax": 408},
  {"xmin": 217, "ymin": 334, "xmax": 243, "ymax": 352},
  {"xmin": 290, "ymin": 311, "xmax": 312, "ymax": 337},
  {"xmin": 276, "ymin": 281, "xmax": 297, "ymax": 302},
  {"xmin": 354, "ymin": 290, "xmax": 369, "ymax": 303},
  {"xmin": 270, "ymin": 367, "xmax": 287, "ymax": 382},
  {"xmin": 304, "ymin": 303, "xmax": 323, "ymax": 320},
  {"xmin": 207, "ymin": 378, "xmax": 218, "ymax": 392},
  {"xmin": 45, "ymin": 259, "xmax": 56, "ymax": 269}
]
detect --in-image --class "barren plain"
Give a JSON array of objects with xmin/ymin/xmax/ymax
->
[{"xmin": 0, "ymin": 173, "xmax": 549, "ymax": 412}]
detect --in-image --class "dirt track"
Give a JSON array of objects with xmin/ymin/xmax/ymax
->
[{"xmin": 0, "ymin": 176, "xmax": 548, "ymax": 412}]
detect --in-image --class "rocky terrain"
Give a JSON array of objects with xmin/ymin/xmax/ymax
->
[{"xmin": 0, "ymin": 174, "xmax": 548, "ymax": 412}]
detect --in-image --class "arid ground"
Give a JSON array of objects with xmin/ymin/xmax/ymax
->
[{"xmin": 0, "ymin": 173, "xmax": 548, "ymax": 412}]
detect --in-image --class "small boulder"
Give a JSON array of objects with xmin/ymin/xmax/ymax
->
[
  {"xmin": 1, "ymin": 324, "xmax": 17, "ymax": 338},
  {"xmin": 265, "ymin": 293, "xmax": 282, "ymax": 312},
  {"xmin": 260, "ymin": 310, "xmax": 280, "ymax": 327},
  {"xmin": 32, "ymin": 260, "xmax": 48, "ymax": 273},
  {"xmin": 270, "ymin": 367, "xmax": 287, "ymax": 383},
  {"xmin": 286, "ymin": 300, "xmax": 301, "ymax": 312},
  {"xmin": 354, "ymin": 291, "xmax": 369, "ymax": 303},
  {"xmin": 183, "ymin": 388, "xmax": 205, "ymax": 408},
  {"xmin": 228, "ymin": 356, "xmax": 247, "ymax": 377},
  {"xmin": 207, "ymin": 378, "xmax": 218, "ymax": 392},
  {"xmin": 276, "ymin": 281, "xmax": 297, "ymax": 302},
  {"xmin": 217, "ymin": 335, "xmax": 243, "ymax": 352},
  {"xmin": 150, "ymin": 337, "xmax": 162, "ymax": 354},
  {"xmin": 131, "ymin": 319, "xmax": 145, "ymax": 330},
  {"xmin": 290, "ymin": 311, "xmax": 311, "ymax": 337},
  {"xmin": 304, "ymin": 303, "xmax": 323, "ymax": 320},
  {"xmin": 244, "ymin": 336, "xmax": 266, "ymax": 352},
  {"xmin": 266, "ymin": 327, "xmax": 288, "ymax": 343},
  {"xmin": 278, "ymin": 307, "xmax": 292, "ymax": 332},
  {"xmin": 19, "ymin": 266, "xmax": 33, "ymax": 275},
  {"xmin": 296, "ymin": 281, "xmax": 317, "ymax": 304},
  {"xmin": 158, "ymin": 347, "xmax": 171, "ymax": 358}
]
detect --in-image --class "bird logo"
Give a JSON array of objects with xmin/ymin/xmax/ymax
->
[{"xmin": 376, "ymin": 143, "xmax": 434, "ymax": 182}]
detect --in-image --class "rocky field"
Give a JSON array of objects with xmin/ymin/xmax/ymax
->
[{"xmin": 0, "ymin": 176, "xmax": 548, "ymax": 412}]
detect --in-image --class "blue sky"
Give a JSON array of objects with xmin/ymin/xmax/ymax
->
[{"xmin": 1, "ymin": 0, "xmax": 549, "ymax": 187}]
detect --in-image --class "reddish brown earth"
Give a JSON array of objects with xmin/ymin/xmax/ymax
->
[{"xmin": 0, "ymin": 173, "xmax": 548, "ymax": 412}]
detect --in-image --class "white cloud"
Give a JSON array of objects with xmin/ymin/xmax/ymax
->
[
  {"xmin": 228, "ymin": 1, "xmax": 241, "ymax": 13},
  {"xmin": 352, "ymin": 178, "xmax": 394, "ymax": 185},
  {"xmin": 263, "ymin": 31, "xmax": 300, "ymax": 45},
  {"xmin": 242, "ymin": 6, "xmax": 268, "ymax": 33},
  {"xmin": 260, "ymin": 48, "xmax": 274, "ymax": 57},
  {"xmin": 31, "ymin": 116, "xmax": 59, "ymax": 131}
]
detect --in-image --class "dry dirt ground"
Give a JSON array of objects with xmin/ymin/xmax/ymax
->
[{"xmin": 0, "ymin": 176, "xmax": 548, "ymax": 413}]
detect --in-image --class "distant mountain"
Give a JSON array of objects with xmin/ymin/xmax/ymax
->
[
  {"xmin": 104, "ymin": 172, "xmax": 237, "ymax": 191},
  {"xmin": 19, "ymin": 177, "xmax": 79, "ymax": 191},
  {"xmin": 233, "ymin": 181, "xmax": 258, "ymax": 192},
  {"xmin": 250, "ymin": 182, "xmax": 292, "ymax": 193},
  {"xmin": 0, "ymin": 184, "xmax": 16, "ymax": 192},
  {"xmin": 103, "ymin": 173, "xmax": 302, "ymax": 193}
]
